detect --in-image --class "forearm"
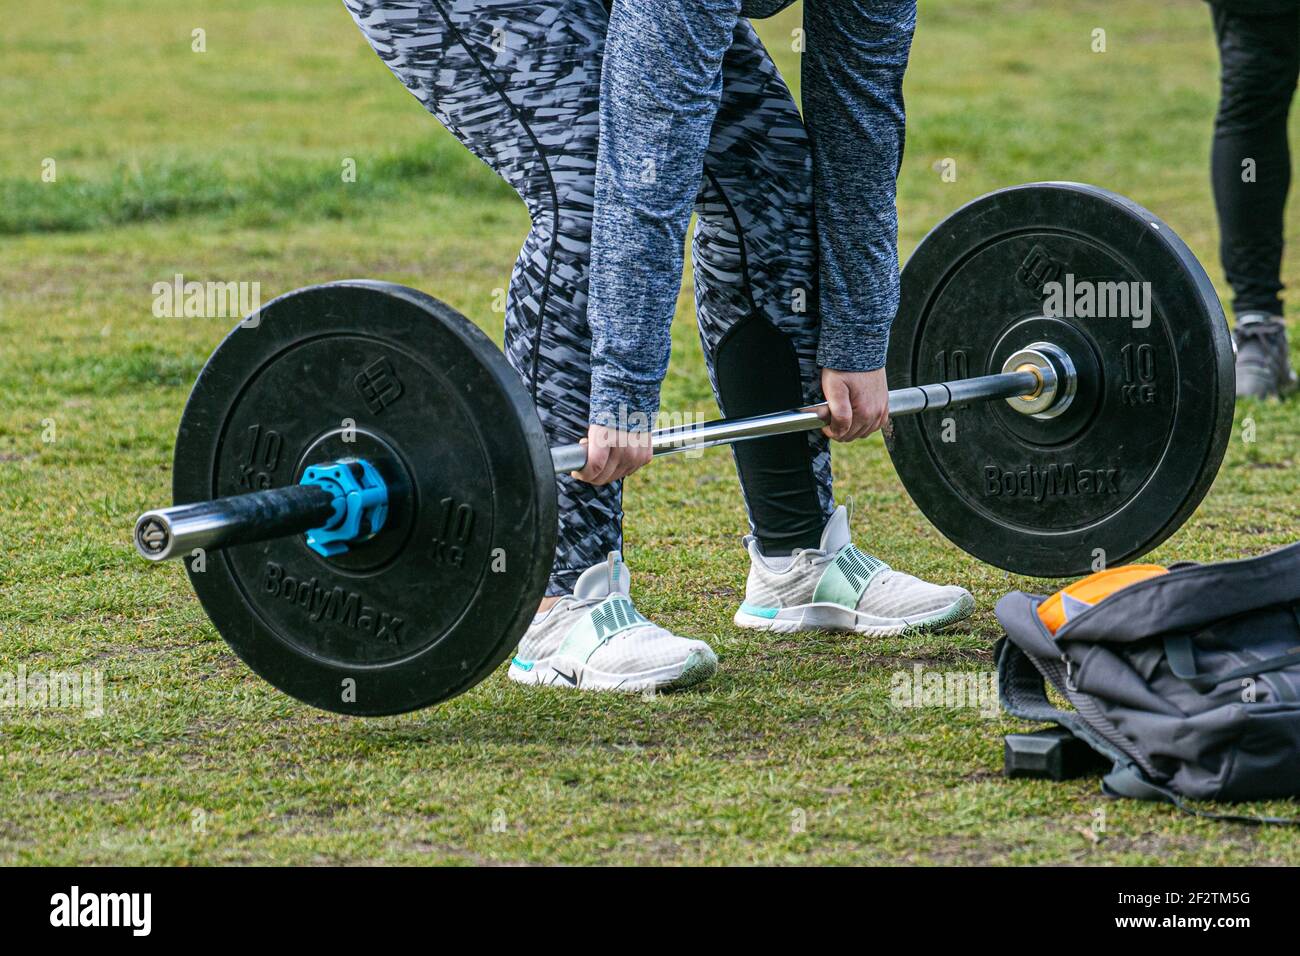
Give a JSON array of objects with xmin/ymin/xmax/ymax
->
[
  {"xmin": 803, "ymin": 0, "xmax": 916, "ymax": 372},
  {"xmin": 587, "ymin": 0, "xmax": 741, "ymax": 429}
]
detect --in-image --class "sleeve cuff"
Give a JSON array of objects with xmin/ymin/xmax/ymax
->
[
  {"xmin": 816, "ymin": 323, "xmax": 889, "ymax": 372},
  {"xmin": 588, "ymin": 377, "xmax": 662, "ymax": 431}
]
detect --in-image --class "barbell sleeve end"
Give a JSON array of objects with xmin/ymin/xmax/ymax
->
[
  {"xmin": 134, "ymin": 510, "xmax": 182, "ymax": 562},
  {"xmin": 551, "ymin": 444, "xmax": 588, "ymax": 474},
  {"xmin": 133, "ymin": 484, "xmax": 341, "ymax": 563}
]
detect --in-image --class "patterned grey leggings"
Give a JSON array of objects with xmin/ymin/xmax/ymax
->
[{"xmin": 344, "ymin": 0, "xmax": 835, "ymax": 594}]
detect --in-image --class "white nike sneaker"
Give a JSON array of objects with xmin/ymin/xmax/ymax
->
[
  {"xmin": 734, "ymin": 505, "xmax": 975, "ymax": 636},
  {"xmin": 508, "ymin": 553, "xmax": 718, "ymax": 693}
]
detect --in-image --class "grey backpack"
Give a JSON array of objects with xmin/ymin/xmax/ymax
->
[{"xmin": 995, "ymin": 542, "xmax": 1300, "ymax": 822}]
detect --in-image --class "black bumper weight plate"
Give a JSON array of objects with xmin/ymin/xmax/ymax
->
[
  {"xmin": 172, "ymin": 282, "xmax": 556, "ymax": 715},
  {"xmin": 886, "ymin": 183, "xmax": 1235, "ymax": 577}
]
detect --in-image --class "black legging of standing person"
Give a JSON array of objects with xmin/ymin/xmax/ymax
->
[{"xmin": 1209, "ymin": 0, "xmax": 1300, "ymax": 317}]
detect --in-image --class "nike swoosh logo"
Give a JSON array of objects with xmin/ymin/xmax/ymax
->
[{"xmin": 554, "ymin": 668, "xmax": 578, "ymax": 686}]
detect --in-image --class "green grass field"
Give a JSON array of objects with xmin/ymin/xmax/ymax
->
[{"xmin": 1, "ymin": 0, "xmax": 1298, "ymax": 865}]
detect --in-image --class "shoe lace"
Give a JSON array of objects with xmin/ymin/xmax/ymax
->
[{"xmin": 1235, "ymin": 320, "xmax": 1284, "ymax": 344}]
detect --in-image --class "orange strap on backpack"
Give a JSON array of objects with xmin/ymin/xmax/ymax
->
[{"xmin": 1037, "ymin": 564, "xmax": 1168, "ymax": 634}]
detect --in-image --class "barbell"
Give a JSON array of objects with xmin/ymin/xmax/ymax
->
[
  {"xmin": 133, "ymin": 182, "xmax": 1236, "ymax": 715},
  {"xmin": 136, "ymin": 344, "xmax": 1067, "ymax": 559}
]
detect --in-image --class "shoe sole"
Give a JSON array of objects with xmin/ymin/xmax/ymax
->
[
  {"xmin": 733, "ymin": 592, "xmax": 975, "ymax": 636},
  {"xmin": 507, "ymin": 648, "xmax": 717, "ymax": 693}
]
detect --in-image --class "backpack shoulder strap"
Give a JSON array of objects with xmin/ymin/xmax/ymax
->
[
  {"xmin": 1102, "ymin": 765, "xmax": 1300, "ymax": 826},
  {"xmin": 995, "ymin": 635, "xmax": 1130, "ymax": 766}
]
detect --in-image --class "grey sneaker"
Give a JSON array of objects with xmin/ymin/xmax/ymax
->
[
  {"xmin": 1233, "ymin": 313, "xmax": 1297, "ymax": 399},
  {"xmin": 508, "ymin": 553, "xmax": 717, "ymax": 692}
]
